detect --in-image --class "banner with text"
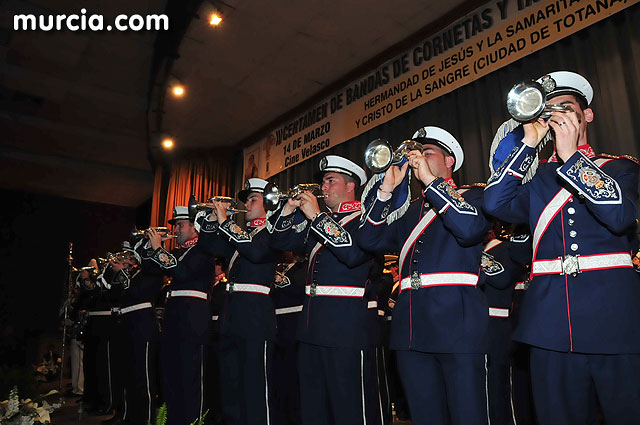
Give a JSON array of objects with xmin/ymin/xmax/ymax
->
[{"xmin": 243, "ymin": 0, "xmax": 636, "ymax": 182}]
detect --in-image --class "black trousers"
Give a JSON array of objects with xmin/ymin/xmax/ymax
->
[
  {"xmin": 271, "ymin": 340, "xmax": 301, "ymax": 425},
  {"xmin": 161, "ymin": 339, "xmax": 206, "ymax": 425},
  {"xmin": 530, "ymin": 347, "xmax": 640, "ymax": 425},
  {"xmin": 298, "ymin": 343, "xmax": 381, "ymax": 425},
  {"xmin": 486, "ymin": 317, "xmax": 514, "ymax": 425},
  {"xmin": 396, "ymin": 350, "xmax": 489, "ymax": 425},
  {"xmin": 122, "ymin": 332, "xmax": 158, "ymax": 425},
  {"xmin": 217, "ymin": 334, "xmax": 272, "ymax": 425}
]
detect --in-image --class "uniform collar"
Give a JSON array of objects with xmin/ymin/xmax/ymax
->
[
  {"xmin": 182, "ymin": 236, "xmax": 198, "ymax": 248},
  {"xmin": 334, "ymin": 200, "xmax": 361, "ymax": 213},
  {"xmin": 247, "ymin": 217, "xmax": 267, "ymax": 228},
  {"xmin": 444, "ymin": 177, "xmax": 456, "ymax": 188},
  {"xmin": 549, "ymin": 144, "xmax": 595, "ymax": 162}
]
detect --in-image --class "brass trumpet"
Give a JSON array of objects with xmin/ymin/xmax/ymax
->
[
  {"xmin": 130, "ymin": 227, "xmax": 177, "ymax": 239},
  {"xmin": 506, "ymin": 81, "xmax": 574, "ymax": 122},
  {"xmin": 188, "ymin": 195, "xmax": 248, "ymax": 217},
  {"xmin": 364, "ymin": 139, "xmax": 424, "ymax": 173},
  {"xmin": 263, "ymin": 183, "xmax": 327, "ymax": 211}
]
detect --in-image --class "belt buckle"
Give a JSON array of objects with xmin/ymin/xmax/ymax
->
[
  {"xmin": 227, "ymin": 282, "xmax": 234, "ymax": 293},
  {"xmin": 561, "ymin": 255, "xmax": 580, "ymax": 277},
  {"xmin": 111, "ymin": 307, "xmax": 121, "ymax": 316},
  {"xmin": 309, "ymin": 284, "xmax": 317, "ymax": 297},
  {"xmin": 410, "ymin": 271, "xmax": 422, "ymax": 290}
]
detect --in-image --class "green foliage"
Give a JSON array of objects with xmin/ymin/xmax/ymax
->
[
  {"xmin": 190, "ymin": 409, "xmax": 209, "ymax": 425},
  {"xmin": 155, "ymin": 403, "xmax": 167, "ymax": 425},
  {"xmin": 153, "ymin": 404, "xmax": 208, "ymax": 425}
]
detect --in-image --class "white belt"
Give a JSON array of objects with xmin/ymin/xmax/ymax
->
[
  {"xmin": 275, "ymin": 305, "xmax": 303, "ymax": 315},
  {"xmin": 88, "ymin": 310, "xmax": 111, "ymax": 316},
  {"xmin": 305, "ymin": 285, "xmax": 365, "ymax": 297},
  {"xmin": 489, "ymin": 307, "xmax": 510, "ymax": 318},
  {"xmin": 166, "ymin": 290, "xmax": 208, "ymax": 300},
  {"xmin": 212, "ymin": 315, "xmax": 219, "ymax": 321},
  {"xmin": 532, "ymin": 253, "xmax": 633, "ymax": 276},
  {"xmin": 367, "ymin": 300, "xmax": 377, "ymax": 309},
  {"xmin": 119, "ymin": 302, "xmax": 153, "ymax": 315},
  {"xmin": 226, "ymin": 283, "xmax": 271, "ymax": 295},
  {"xmin": 514, "ymin": 282, "xmax": 526, "ymax": 290},
  {"xmin": 400, "ymin": 273, "xmax": 478, "ymax": 291}
]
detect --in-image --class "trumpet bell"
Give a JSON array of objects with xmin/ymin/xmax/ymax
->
[
  {"xmin": 507, "ymin": 81, "xmax": 573, "ymax": 122},
  {"xmin": 507, "ymin": 81, "xmax": 546, "ymax": 122},
  {"xmin": 263, "ymin": 183, "xmax": 282, "ymax": 211},
  {"xmin": 364, "ymin": 139, "xmax": 393, "ymax": 173}
]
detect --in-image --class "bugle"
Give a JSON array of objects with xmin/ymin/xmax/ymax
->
[
  {"xmin": 364, "ymin": 138, "xmax": 424, "ymax": 173},
  {"xmin": 506, "ymin": 80, "xmax": 573, "ymax": 122},
  {"xmin": 188, "ymin": 195, "xmax": 248, "ymax": 217},
  {"xmin": 263, "ymin": 183, "xmax": 326, "ymax": 211},
  {"xmin": 131, "ymin": 227, "xmax": 177, "ymax": 239}
]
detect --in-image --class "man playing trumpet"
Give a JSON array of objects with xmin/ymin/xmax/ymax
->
[
  {"xmin": 484, "ymin": 71, "xmax": 640, "ymax": 424},
  {"xmin": 269, "ymin": 156, "xmax": 380, "ymax": 425},
  {"xmin": 358, "ymin": 127, "xmax": 490, "ymax": 425},
  {"xmin": 197, "ymin": 178, "xmax": 280, "ymax": 425}
]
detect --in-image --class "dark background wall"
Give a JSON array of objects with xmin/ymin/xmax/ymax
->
[{"xmin": 0, "ymin": 189, "xmax": 150, "ymax": 365}]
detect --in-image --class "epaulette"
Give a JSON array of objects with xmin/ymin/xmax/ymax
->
[
  {"xmin": 460, "ymin": 182, "xmax": 486, "ymax": 189},
  {"xmin": 598, "ymin": 153, "xmax": 640, "ymax": 166}
]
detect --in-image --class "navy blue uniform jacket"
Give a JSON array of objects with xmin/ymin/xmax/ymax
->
[
  {"xmin": 198, "ymin": 217, "xmax": 279, "ymax": 341},
  {"xmin": 484, "ymin": 142, "xmax": 640, "ymax": 353},
  {"xmin": 269, "ymin": 201, "xmax": 375, "ymax": 349},
  {"xmin": 359, "ymin": 177, "xmax": 490, "ymax": 353}
]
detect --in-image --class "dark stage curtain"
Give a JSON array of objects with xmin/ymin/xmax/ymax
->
[{"xmin": 151, "ymin": 149, "xmax": 234, "ymax": 227}]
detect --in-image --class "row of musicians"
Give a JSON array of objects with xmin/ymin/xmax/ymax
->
[
  {"xmin": 73, "ymin": 214, "xmax": 537, "ymax": 425},
  {"xmin": 76, "ymin": 70, "xmax": 640, "ymax": 425}
]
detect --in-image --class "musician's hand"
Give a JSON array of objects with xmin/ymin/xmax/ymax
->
[
  {"xmin": 522, "ymin": 118, "xmax": 549, "ymax": 148},
  {"xmin": 409, "ymin": 154, "xmax": 437, "ymax": 187},
  {"xmin": 548, "ymin": 110, "xmax": 579, "ymax": 162},
  {"xmin": 282, "ymin": 197, "xmax": 301, "ymax": 216},
  {"xmin": 147, "ymin": 228, "xmax": 162, "ymax": 250},
  {"xmin": 380, "ymin": 161, "xmax": 409, "ymax": 195},
  {"xmin": 298, "ymin": 191, "xmax": 321, "ymax": 220},
  {"xmin": 111, "ymin": 257, "xmax": 124, "ymax": 272},
  {"xmin": 213, "ymin": 200, "xmax": 230, "ymax": 225},
  {"xmin": 208, "ymin": 204, "xmax": 218, "ymax": 221}
]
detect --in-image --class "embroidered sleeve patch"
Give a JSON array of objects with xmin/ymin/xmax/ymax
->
[
  {"xmin": 200, "ymin": 218, "xmax": 219, "ymax": 233},
  {"xmin": 275, "ymin": 215, "xmax": 295, "ymax": 232},
  {"xmin": 559, "ymin": 155, "xmax": 621, "ymax": 204},
  {"xmin": 221, "ymin": 220, "xmax": 251, "ymax": 242},
  {"xmin": 311, "ymin": 214, "xmax": 352, "ymax": 247},
  {"xmin": 481, "ymin": 252, "xmax": 504, "ymax": 276},
  {"xmin": 431, "ymin": 181, "xmax": 478, "ymax": 215},
  {"xmin": 151, "ymin": 247, "xmax": 177, "ymax": 269},
  {"xmin": 487, "ymin": 144, "xmax": 535, "ymax": 186}
]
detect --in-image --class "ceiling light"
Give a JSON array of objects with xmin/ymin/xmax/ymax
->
[
  {"xmin": 209, "ymin": 12, "xmax": 222, "ymax": 26},
  {"xmin": 168, "ymin": 76, "xmax": 185, "ymax": 98},
  {"xmin": 172, "ymin": 85, "xmax": 184, "ymax": 97},
  {"xmin": 161, "ymin": 137, "xmax": 174, "ymax": 150}
]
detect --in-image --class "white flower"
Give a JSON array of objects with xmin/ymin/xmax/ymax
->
[{"xmin": 7, "ymin": 387, "xmax": 19, "ymax": 416}]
